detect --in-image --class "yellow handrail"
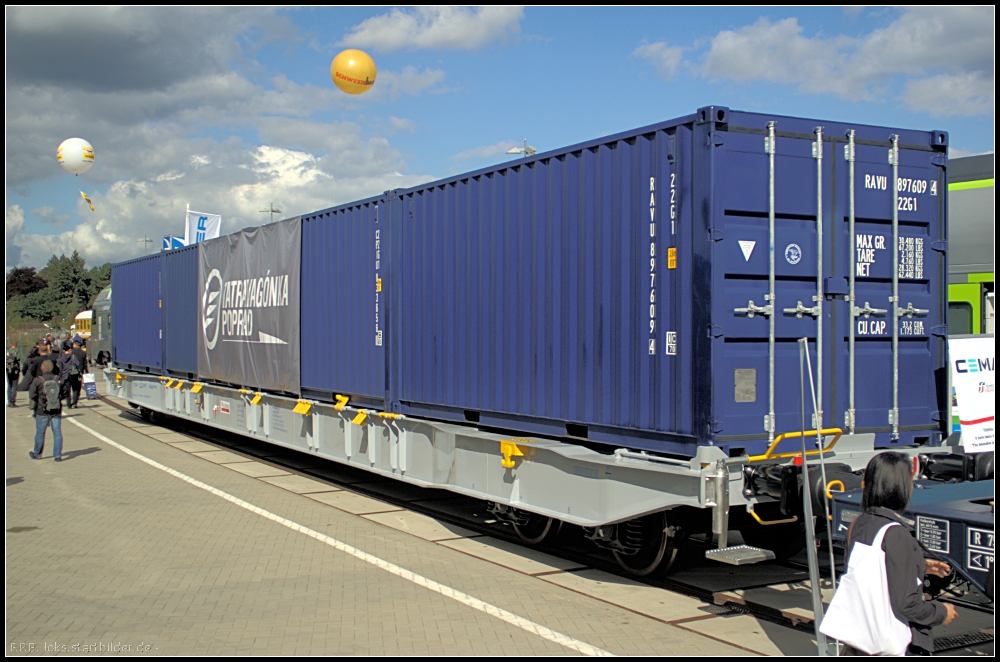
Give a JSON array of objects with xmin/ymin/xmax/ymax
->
[
  {"xmin": 825, "ymin": 479, "xmax": 846, "ymax": 500},
  {"xmin": 747, "ymin": 428, "xmax": 843, "ymax": 463},
  {"xmin": 748, "ymin": 505, "xmax": 799, "ymax": 526}
]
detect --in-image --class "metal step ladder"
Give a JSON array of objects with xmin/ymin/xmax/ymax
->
[{"xmin": 705, "ymin": 545, "xmax": 776, "ymax": 566}]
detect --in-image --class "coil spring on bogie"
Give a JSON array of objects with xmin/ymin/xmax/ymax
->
[{"xmin": 618, "ymin": 519, "xmax": 645, "ymax": 555}]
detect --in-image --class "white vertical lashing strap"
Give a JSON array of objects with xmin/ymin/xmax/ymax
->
[{"xmin": 344, "ymin": 414, "xmax": 354, "ymax": 459}]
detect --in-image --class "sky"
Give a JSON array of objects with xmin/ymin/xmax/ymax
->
[{"xmin": 5, "ymin": 6, "xmax": 995, "ymax": 270}]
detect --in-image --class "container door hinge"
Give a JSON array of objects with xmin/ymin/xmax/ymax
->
[
  {"xmin": 710, "ymin": 131, "xmax": 725, "ymax": 147},
  {"xmin": 709, "ymin": 227, "xmax": 724, "ymax": 241},
  {"xmin": 711, "ymin": 420, "xmax": 724, "ymax": 434},
  {"xmin": 930, "ymin": 410, "xmax": 943, "ymax": 422},
  {"xmin": 931, "ymin": 240, "xmax": 947, "ymax": 253},
  {"xmin": 931, "ymin": 325, "xmax": 948, "ymax": 337},
  {"xmin": 930, "ymin": 155, "xmax": 947, "ymax": 167},
  {"xmin": 708, "ymin": 324, "xmax": 724, "ymax": 338}
]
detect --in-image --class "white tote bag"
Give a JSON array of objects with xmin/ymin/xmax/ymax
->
[{"xmin": 820, "ymin": 522, "xmax": 912, "ymax": 656}]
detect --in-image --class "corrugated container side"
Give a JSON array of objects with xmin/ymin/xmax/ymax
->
[
  {"xmin": 111, "ymin": 254, "xmax": 163, "ymax": 371},
  {"xmin": 300, "ymin": 197, "xmax": 387, "ymax": 405},
  {"xmin": 393, "ymin": 119, "xmax": 701, "ymax": 452},
  {"xmin": 163, "ymin": 244, "xmax": 199, "ymax": 376}
]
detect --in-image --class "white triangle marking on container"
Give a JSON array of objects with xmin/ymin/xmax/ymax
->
[
  {"xmin": 258, "ymin": 331, "xmax": 288, "ymax": 345},
  {"xmin": 738, "ymin": 240, "xmax": 756, "ymax": 262}
]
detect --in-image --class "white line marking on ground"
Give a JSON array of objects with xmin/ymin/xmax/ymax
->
[{"xmin": 67, "ymin": 416, "xmax": 613, "ymax": 657}]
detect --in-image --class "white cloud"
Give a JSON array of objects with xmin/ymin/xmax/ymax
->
[
  {"xmin": 7, "ymin": 141, "xmax": 436, "ymax": 269},
  {"xmin": 902, "ymin": 71, "xmax": 994, "ymax": 118},
  {"xmin": 699, "ymin": 8, "xmax": 994, "ymax": 117},
  {"xmin": 340, "ymin": 6, "xmax": 524, "ymax": 52},
  {"xmin": 632, "ymin": 42, "xmax": 684, "ymax": 80},
  {"xmin": 389, "ymin": 117, "xmax": 417, "ymax": 134},
  {"xmin": 451, "ymin": 140, "xmax": 519, "ymax": 161}
]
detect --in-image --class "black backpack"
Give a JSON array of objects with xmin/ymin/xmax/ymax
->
[
  {"xmin": 38, "ymin": 377, "xmax": 61, "ymax": 412},
  {"xmin": 6, "ymin": 354, "xmax": 19, "ymax": 376}
]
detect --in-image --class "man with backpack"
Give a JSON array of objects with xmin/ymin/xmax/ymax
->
[
  {"xmin": 6, "ymin": 343, "xmax": 20, "ymax": 407},
  {"xmin": 28, "ymin": 359, "xmax": 64, "ymax": 461}
]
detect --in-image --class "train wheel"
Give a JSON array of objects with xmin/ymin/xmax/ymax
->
[
  {"xmin": 613, "ymin": 512, "xmax": 680, "ymax": 577},
  {"xmin": 739, "ymin": 520, "xmax": 804, "ymax": 561},
  {"xmin": 512, "ymin": 511, "xmax": 560, "ymax": 545}
]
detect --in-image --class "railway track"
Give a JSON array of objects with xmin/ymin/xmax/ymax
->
[{"xmin": 99, "ymin": 395, "xmax": 993, "ymax": 655}]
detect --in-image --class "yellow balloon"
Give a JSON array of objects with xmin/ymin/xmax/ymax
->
[{"xmin": 331, "ymin": 49, "xmax": 377, "ymax": 95}]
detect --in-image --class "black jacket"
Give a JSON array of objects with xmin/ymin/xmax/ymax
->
[
  {"xmin": 846, "ymin": 507, "xmax": 947, "ymax": 652},
  {"xmin": 23, "ymin": 353, "xmax": 57, "ymax": 380},
  {"xmin": 29, "ymin": 372, "xmax": 63, "ymax": 415},
  {"xmin": 71, "ymin": 347, "xmax": 89, "ymax": 373},
  {"xmin": 58, "ymin": 351, "xmax": 79, "ymax": 381}
]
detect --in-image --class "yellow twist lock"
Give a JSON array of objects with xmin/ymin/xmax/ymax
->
[
  {"xmin": 334, "ymin": 394, "xmax": 350, "ymax": 411},
  {"xmin": 500, "ymin": 440, "xmax": 527, "ymax": 469},
  {"xmin": 174, "ymin": 380, "xmax": 184, "ymax": 390},
  {"xmin": 292, "ymin": 400, "xmax": 312, "ymax": 415},
  {"xmin": 190, "ymin": 383, "xmax": 203, "ymax": 393},
  {"xmin": 377, "ymin": 412, "xmax": 404, "ymax": 420},
  {"xmin": 165, "ymin": 378, "xmax": 175, "ymax": 387},
  {"xmin": 352, "ymin": 411, "xmax": 368, "ymax": 426},
  {"xmin": 250, "ymin": 393, "xmax": 263, "ymax": 405}
]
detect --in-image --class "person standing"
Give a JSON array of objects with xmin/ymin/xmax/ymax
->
[
  {"xmin": 67, "ymin": 340, "xmax": 87, "ymax": 408},
  {"xmin": 57, "ymin": 344, "xmax": 74, "ymax": 408},
  {"xmin": 6, "ymin": 344, "xmax": 21, "ymax": 407},
  {"xmin": 28, "ymin": 359, "xmax": 64, "ymax": 461},
  {"xmin": 827, "ymin": 452, "xmax": 956, "ymax": 655},
  {"xmin": 21, "ymin": 342, "xmax": 50, "ymax": 382}
]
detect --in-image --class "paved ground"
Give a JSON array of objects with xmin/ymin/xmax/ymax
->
[{"xmin": 1, "ymin": 384, "xmax": 871, "ymax": 655}]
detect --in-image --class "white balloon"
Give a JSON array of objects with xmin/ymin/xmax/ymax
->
[{"xmin": 57, "ymin": 137, "xmax": 95, "ymax": 175}]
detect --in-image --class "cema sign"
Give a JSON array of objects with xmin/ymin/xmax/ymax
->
[{"xmin": 949, "ymin": 336, "xmax": 995, "ymax": 452}]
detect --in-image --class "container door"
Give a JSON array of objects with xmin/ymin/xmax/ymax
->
[
  {"xmin": 717, "ymin": 124, "xmax": 830, "ymax": 452},
  {"xmin": 838, "ymin": 132, "xmax": 946, "ymax": 446},
  {"xmin": 715, "ymin": 120, "xmax": 946, "ymax": 454}
]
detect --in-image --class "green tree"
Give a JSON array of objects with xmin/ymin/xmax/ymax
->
[
  {"xmin": 7, "ymin": 288, "xmax": 62, "ymax": 323},
  {"xmin": 86, "ymin": 262, "xmax": 112, "ymax": 305},
  {"xmin": 37, "ymin": 251, "xmax": 89, "ymax": 308},
  {"xmin": 5, "ymin": 267, "xmax": 48, "ymax": 300}
]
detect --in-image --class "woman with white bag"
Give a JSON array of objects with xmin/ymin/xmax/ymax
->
[{"xmin": 821, "ymin": 452, "xmax": 957, "ymax": 656}]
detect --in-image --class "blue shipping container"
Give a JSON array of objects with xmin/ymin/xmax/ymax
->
[
  {"xmin": 111, "ymin": 254, "xmax": 163, "ymax": 372},
  {"xmin": 123, "ymin": 106, "xmax": 949, "ymax": 458},
  {"xmin": 301, "ymin": 196, "xmax": 388, "ymax": 405},
  {"xmin": 163, "ymin": 243, "xmax": 199, "ymax": 376},
  {"xmin": 389, "ymin": 106, "xmax": 949, "ymax": 456}
]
